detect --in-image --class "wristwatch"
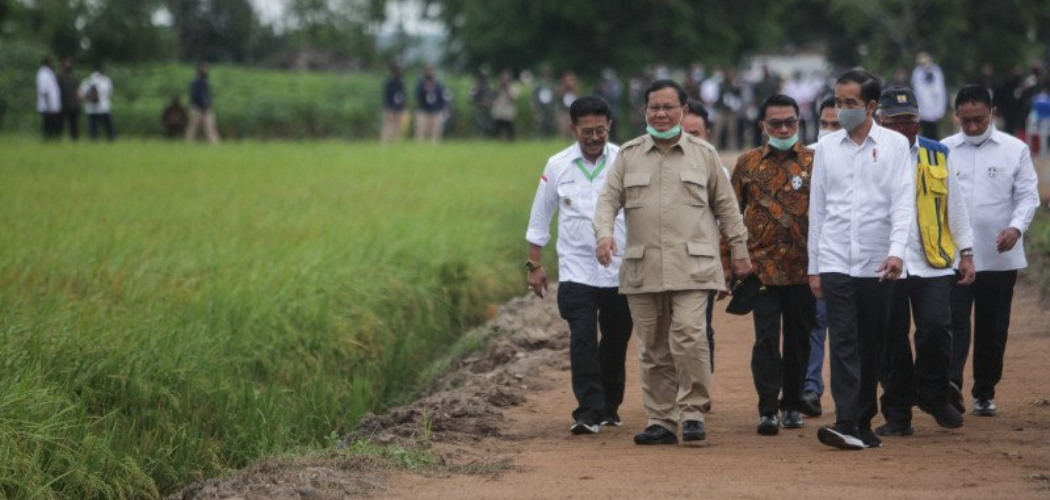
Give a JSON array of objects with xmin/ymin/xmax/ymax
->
[
  {"xmin": 525, "ymin": 260, "xmax": 542, "ymax": 272},
  {"xmin": 960, "ymin": 248, "xmax": 974, "ymax": 257}
]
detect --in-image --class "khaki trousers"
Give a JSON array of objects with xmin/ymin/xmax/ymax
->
[
  {"xmin": 186, "ymin": 108, "xmax": 220, "ymax": 144},
  {"xmin": 381, "ymin": 110, "xmax": 403, "ymax": 142},
  {"xmin": 628, "ymin": 290, "xmax": 712, "ymax": 431},
  {"xmin": 414, "ymin": 111, "xmax": 443, "ymax": 143}
]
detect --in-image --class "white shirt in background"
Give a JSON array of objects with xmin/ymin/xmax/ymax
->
[
  {"xmin": 941, "ymin": 128, "xmax": 1040, "ymax": 271},
  {"xmin": 808, "ymin": 124, "xmax": 915, "ymax": 277},
  {"xmin": 78, "ymin": 71, "xmax": 114, "ymax": 115},
  {"xmin": 36, "ymin": 65, "xmax": 60, "ymax": 113},
  {"xmin": 526, "ymin": 143, "xmax": 626, "ymax": 288}
]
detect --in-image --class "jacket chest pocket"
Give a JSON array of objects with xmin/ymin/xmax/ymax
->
[
  {"xmin": 680, "ymin": 170, "xmax": 708, "ymax": 207},
  {"xmin": 921, "ymin": 163, "xmax": 949, "ymax": 196},
  {"xmin": 623, "ymin": 173, "xmax": 650, "ymax": 208}
]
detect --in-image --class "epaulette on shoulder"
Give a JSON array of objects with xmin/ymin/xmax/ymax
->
[{"xmin": 620, "ymin": 135, "xmax": 647, "ymax": 150}]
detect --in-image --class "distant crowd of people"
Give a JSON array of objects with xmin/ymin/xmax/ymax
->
[
  {"xmin": 524, "ymin": 61, "xmax": 1041, "ymax": 452},
  {"xmin": 35, "ymin": 57, "xmax": 221, "ymax": 144}
]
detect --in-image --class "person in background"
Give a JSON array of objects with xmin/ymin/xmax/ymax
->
[
  {"xmin": 594, "ymin": 79, "xmax": 751, "ymax": 445},
  {"xmin": 732, "ymin": 94, "xmax": 815, "ymax": 436},
  {"xmin": 799, "ymin": 97, "xmax": 840, "ymax": 418},
  {"xmin": 57, "ymin": 57, "xmax": 80, "ymax": 140},
  {"xmin": 186, "ymin": 61, "xmax": 220, "ymax": 144},
  {"xmin": 809, "ymin": 69, "xmax": 914, "ymax": 450},
  {"xmin": 944, "ymin": 84, "xmax": 1040, "ymax": 418},
  {"xmin": 557, "ymin": 71, "xmax": 582, "ymax": 139},
  {"xmin": 874, "ymin": 86, "xmax": 974, "ymax": 438},
  {"xmin": 532, "ymin": 66, "xmax": 557, "ymax": 138},
  {"xmin": 911, "ymin": 52, "xmax": 948, "ymax": 140},
  {"xmin": 78, "ymin": 62, "xmax": 116, "ymax": 141},
  {"xmin": 415, "ymin": 64, "xmax": 447, "ymax": 143},
  {"xmin": 381, "ymin": 62, "xmax": 407, "ymax": 142},
  {"xmin": 36, "ymin": 56, "xmax": 62, "ymax": 141},
  {"xmin": 162, "ymin": 96, "xmax": 188, "ymax": 139},
  {"xmin": 595, "ymin": 68, "xmax": 623, "ymax": 142},
  {"xmin": 490, "ymin": 69, "xmax": 518, "ymax": 141},
  {"xmin": 526, "ymin": 96, "xmax": 632, "ymax": 435}
]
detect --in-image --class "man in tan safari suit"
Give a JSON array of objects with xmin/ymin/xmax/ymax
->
[{"xmin": 595, "ymin": 79, "xmax": 751, "ymax": 445}]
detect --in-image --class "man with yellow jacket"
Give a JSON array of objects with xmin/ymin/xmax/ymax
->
[
  {"xmin": 875, "ymin": 86, "xmax": 975, "ymax": 438},
  {"xmin": 594, "ymin": 79, "xmax": 751, "ymax": 445}
]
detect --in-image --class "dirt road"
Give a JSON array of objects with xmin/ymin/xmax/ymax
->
[{"xmin": 375, "ymin": 283, "xmax": 1050, "ymax": 500}]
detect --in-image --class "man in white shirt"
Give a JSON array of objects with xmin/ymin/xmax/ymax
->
[
  {"xmin": 36, "ymin": 56, "xmax": 62, "ymax": 140},
  {"xmin": 943, "ymin": 84, "xmax": 1041, "ymax": 418},
  {"xmin": 526, "ymin": 96, "xmax": 632, "ymax": 435},
  {"xmin": 874, "ymin": 86, "xmax": 975, "ymax": 439},
  {"xmin": 911, "ymin": 52, "xmax": 948, "ymax": 141},
  {"xmin": 78, "ymin": 63, "xmax": 116, "ymax": 141},
  {"xmin": 809, "ymin": 69, "xmax": 914, "ymax": 450}
]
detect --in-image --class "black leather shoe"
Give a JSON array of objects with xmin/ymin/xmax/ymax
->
[
  {"xmin": 874, "ymin": 421, "xmax": 914, "ymax": 437},
  {"xmin": 817, "ymin": 423, "xmax": 864, "ymax": 450},
  {"xmin": 948, "ymin": 382, "xmax": 965, "ymax": 414},
  {"xmin": 633, "ymin": 424, "xmax": 678, "ymax": 445},
  {"xmin": 682, "ymin": 420, "xmax": 706, "ymax": 442},
  {"xmin": 757, "ymin": 414, "xmax": 780, "ymax": 435},
  {"xmin": 918, "ymin": 401, "xmax": 964, "ymax": 429},
  {"xmin": 799, "ymin": 391, "xmax": 823, "ymax": 417},
  {"xmin": 781, "ymin": 410, "xmax": 804, "ymax": 429}
]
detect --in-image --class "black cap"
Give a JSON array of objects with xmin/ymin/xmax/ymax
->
[{"xmin": 879, "ymin": 86, "xmax": 919, "ymax": 116}]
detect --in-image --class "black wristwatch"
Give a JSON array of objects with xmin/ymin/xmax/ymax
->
[{"xmin": 525, "ymin": 260, "xmax": 542, "ymax": 272}]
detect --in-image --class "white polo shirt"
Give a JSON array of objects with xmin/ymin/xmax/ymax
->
[
  {"xmin": 808, "ymin": 124, "xmax": 915, "ymax": 278},
  {"xmin": 78, "ymin": 72, "xmax": 114, "ymax": 115},
  {"xmin": 941, "ymin": 128, "xmax": 1040, "ymax": 271},
  {"xmin": 526, "ymin": 143, "xmax": 626, "ymax": 288},
  {"xmin": 904, "ymin": 141, "xmax": 975, "ymax": 277}
]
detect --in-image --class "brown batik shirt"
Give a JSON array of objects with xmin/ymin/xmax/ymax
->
[{"xmin": 730, "ymin": 141, "xmax": 813, "ymax": 286}]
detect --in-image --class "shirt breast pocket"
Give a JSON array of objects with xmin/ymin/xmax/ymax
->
[
  {"xmin": 557, "ymin": 183, "xmax": 582, "ymax": 213},
  {"xmin": 680, "ymin": 170, "xmax": 708, "ymax": 207},
  {"xmin": 624, "ymin": 173, "xmax": 650, "ymax": 208}
]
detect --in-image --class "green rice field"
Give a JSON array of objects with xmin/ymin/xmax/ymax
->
[{"xmin": 0, "ymin": 137, "xmax": 560, "ymax": 498}]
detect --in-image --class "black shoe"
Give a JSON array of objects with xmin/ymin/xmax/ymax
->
[
  {"xmin": 918, "ymin": 401, "xmax": 964, "ymax": 429},
  {"xmin": 757, "ymin": 414, "xmax": 780, "ymax": 435},
  {"xmin": 570, "ymin": 420, "xmax": 600, "ymax": 435},
  {"xmin": 799, "ymin": 391, "xmax": 823, "ymax": 417},
  {"xmin": 682, "ymin": 420, "xmax": 706, "ymax": 442},
  {"xmin": 874, "ymin": 421, "xmax": 914, "ymax": 437},
  {"xmin": 817, "ymin": 423, "xmax": 865, "ymax": 450},
  {"xmin": 858, "ymin": 427, "xmax": 882, "ymax": 448},
  {"xmin": 972, "ymin": 399, "xmax": 997, "ymax": 417},
  {"xmin": 948, "ymin": 382, "xmax": 965, "ymax": 414},
  {"xmin": 782, "ymin": 410, "xmax": 804, "ymax": 429},
  {"xmin": 600, "ymin": 413, "xmax": 622, "ymax": 427},
  {"xmin": 633, "ymin": 424, "xmax": 678, "ymax": 445}
]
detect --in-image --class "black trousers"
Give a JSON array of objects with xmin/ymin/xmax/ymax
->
[
  {"xmin": 750, "ymin": 284, "xmax": 814, "ymax": 415},
  {"xmin": 88, "ymin": 113, "xmax": 116, "ymax": 141},
  {"xmin": 41, "ymin": 112, "xmax": 62, "ymax": 140},
  {"xmin": 950, "ymin": 270, "xmax": 1017, "ymax": 400},
  {"xmin": 705, "ymin": 290, "xmax": 715, "ymax": 372},
  {"xmin": 62, "ymin": 110, "xmax": 79, "ymax": 140},
  {"xmin": 556, "ymin": 281, "xmax": 633, "ymax": 424},
  {"xmin": 821, "ymin": 273, "xmax": 895, "ymax": 429},
  {"xmin": 880, "ymin": 275, "xmax": 953, "ymax": 424}
]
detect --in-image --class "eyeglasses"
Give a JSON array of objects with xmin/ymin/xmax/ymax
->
[
  {"xmin": 765, "ymin": 118, "xmax": 799, "ymax": 130},
  {"xmin": 646, "ymin": 104, "xmax": 682, "ymax": 114},
  {"xmin": 577, "ymin": 127, "xmax": 609, "ymax": 139}
]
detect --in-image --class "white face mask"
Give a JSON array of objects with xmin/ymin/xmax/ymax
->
[
  {"xmin": 964, "ymin": 124, "xmax": 994, "ymax": 146},
  {"xmin": 817, "ymin": 129, "xmax": 834, "ymax": 140}
]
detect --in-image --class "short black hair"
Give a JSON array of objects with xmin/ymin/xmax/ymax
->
[
  {"xmin": 569, "ymin": 96, "xmax": 612, "ymax": 124},
  {"xmin": 759, "ymin": 94, "xmax": 800, "ymax": 121},
  {"xmin": 836, "ymin": 68, "xmax": 882, "ymax": 104},
  {"xmin": 818, "ymin": 97, "xmax": 835, "ymax": 115},
  {"xmin": 685, "ymin": 99, "xmax": 710, "ymax": 128},
  {"xmin": 954, "ymin": 84, "xmax": 993, "ymax": 110},
  {"xmin": 644, "ymin": 79, "xmax": 687, "ymax": 106}
]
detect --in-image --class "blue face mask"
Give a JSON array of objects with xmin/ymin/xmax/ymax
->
[{"xmin": 768, "ymin": 133, "xmax": 799, "ymax": 150}]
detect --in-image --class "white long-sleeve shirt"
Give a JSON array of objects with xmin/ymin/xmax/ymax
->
[
  {"xmin": 911, "ymin": 64, "xmax": 947, "ymax": 122},
  {"xmin": 78, "ymin": 72, "xmax": 114, "ymax": 114},
  {"xmin": 36, "ymin": 65, "xmax": 60, "ymax": 113},
  {"xmin": 808, "ymin": 124, "xmax": 915, "ymax": 277},
  {"xmin": 941, "ymin": 128, "xmax": 1040, "ymax": 271},
  {"xmin": 904, "ymin": 141, "xmax": 975, "ymax": 277},
  {"xmin": 526, "ymin": 143, "xmax": 626, "ymax": 288}
]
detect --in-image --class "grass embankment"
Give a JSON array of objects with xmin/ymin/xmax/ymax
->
[
  {"xmin": 1025, "ymin": 209, "xmax": 1050, "ymax": 297},
  {"xmin": 0, "ymin": 138, "xmax": 559, "ymax": 498}
]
